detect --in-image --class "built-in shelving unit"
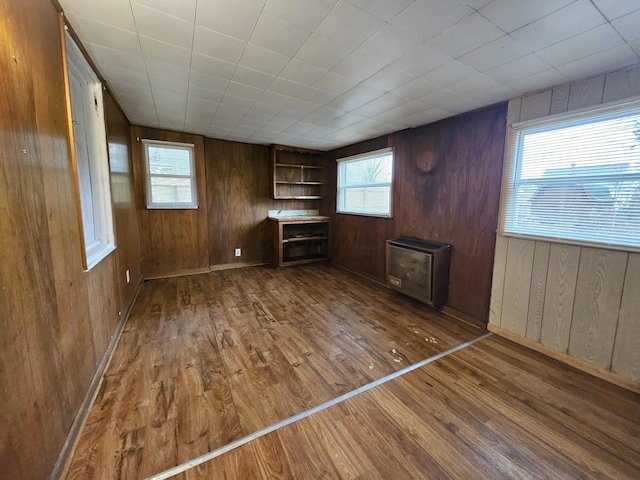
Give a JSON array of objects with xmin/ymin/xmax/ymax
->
[
  {"xmin": 270, "ymin": 145, "xmax": 326, "ymax": 200},
  {"xmin": 269, "ymin": 216, "xmax": 330, "ymax": 267}
]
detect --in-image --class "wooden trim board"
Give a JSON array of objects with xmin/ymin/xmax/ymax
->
[{"xmin": 488, "ymin": 324, "xmax": 640, "ymax": 395}]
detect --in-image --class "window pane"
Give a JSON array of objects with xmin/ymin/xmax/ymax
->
[
  {"xmin": 147, "ymin": 146, "xmax": 191, "ymax": 176},
  {"xmin": 150, "ymin": 177, "xmax": 193, "ymax": 203},
  {"xmin": 504, "ymin": 102, "xmax": 640, "ymax": 250},
  {"xmin": 344, "ymin": 186, "xmax": 391, "ymax": 215},
  {"xmin": 343, "ymin": 155, "xmax": 393, "ymax": 186}
]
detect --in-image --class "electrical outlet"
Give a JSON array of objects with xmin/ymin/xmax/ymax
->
[
  {"xmin": 126, "ymin": 269, "xmax": 130, "ymax": 283},
  {"xmin": 235, "ymin": 248, "xmax": 241, "ymax": 257}
]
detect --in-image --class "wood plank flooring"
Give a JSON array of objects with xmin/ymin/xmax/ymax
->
[
  {"xmin": 172, "ymin": 335, "xmax": 640, "ymax": 480},
  {"xmin": 64, "ymin": 264, "xmax": 483, "ymax": 479}
]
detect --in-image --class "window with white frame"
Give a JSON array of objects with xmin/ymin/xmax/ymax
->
[
  {"xmin": 502, "ymin": 99, "xmax": 640, "ymax": 250},
  {"xmin": 65, "ymin": 30, "xmax": 115, "ymax": 270},
  {"xmin": 143, "ymin": 140, "xmax": 197, "ymax": 209},
  {"xmin": 336, "ymin": 148, "xmax": 394, "ymax": 217}
]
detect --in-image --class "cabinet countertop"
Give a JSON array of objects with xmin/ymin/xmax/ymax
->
[{"xmin": 268, "ymin": 215, "xmax": 330, "ymax": 222}]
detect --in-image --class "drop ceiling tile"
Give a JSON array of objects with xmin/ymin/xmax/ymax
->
[
  {"xmin": 462, "ymin": 0, "xmax": 492, "ymax": 8},
  {"xmin": 446, "ymin": 73, "xmax": 505, "ymax": 96},
  {"xmin": 324, "ymin": 112, "xmax": 366, "ymax": 128},
  {"xmin": 314, "ymin": 2, "xmax": 385, "ymax": 52},
  {"xmin": 195, "ymin": 1, "xmax": 261, "ymax": 41},
  {"xmin": 484, "ymin": 53, "xmax": 553, "ymax": 83},
  {"xmin": 189, "ymin": 71, "xmax": 230, "ymax": 93},
  {"xmin": 392, "ymin": 78, "xmax": 435, "ymax": 100},
  {"xmin": 188, "ymin": 85, "xmax": 226, "ymax": 103},
  {"xmin": 327, "ymin": 83, "xmax": 387, "ymax": 111},
  {"xmin": 224, "ymin": 81, "xmax": 265, "ymax": 101},
  {"xmin": 354, "ymin": 24, "xmax": 422, "ymax": 65},
  {"xmin": 249, "ymin": 101, "xmax": 285, "ymax": 116},
  {"xmin": 365, "ymin": 92, "xmax": 409, "ymax": 111},
  {"xmin": 193, "ymin": 26, "xmax": 246, "ymax": 64},
  {"xmin": 345, "ymin": 0, "xmax": 414, "ymax": 21},
  {"xmin": 268, "ymin": 78, "xmax": 309, "ymax": 97},
  {"xmin": 510, "ymin": 0, "xmax": 606, "ymax": 51},
  {"xmin": 361, "ymin": 67, "xmax": 414, "ymax": 92},
  {"xmin": 503, "ymin": 68, "xmax": 566, "ymax": 93},
  {"xmin": 479, "ymin": 0, "xmax": 574, "ymax": 33},
  {"xmin": 420, "ymin": 60, "xmax": 478, "ymax": 88},
  {"xmin": 191, "ymin": 53, "xmax": 237, "ymax": 80},
  {"xmin": 297, "ymin": 87, "xmax": 335, "ymax": 104},
  {"xmin": 592, "ymin": 0, "xmax": 640, "ymax": 20},
  {"xmin": 279, "ymin": 60, "xmax": 328, "ymax": 86},
  {"xmin": 390, "ymin": 0, "xmax": 474, "ymax": 42},
  {"xmin": 419, "ymin": 88, "xmax": 481, "ymax": 112},
  {"xmin": 186, "ymin": 97, "xmax": 220, "ymax": 116},
  {"xmin": 303, "ymin": 106, "xmax": 344, "ymax": 124},
  {"xmin": 404, "ymin": 107, "xmax": 450, "ymax": 127},
  {"xmin": 219, "ymin": 94, "xmax": 256, "ymax": 111},
  {"xmin": 64, "ymin": 14, "xmax": 140, "ymax": 56},
  {"xmin": 555, "ymin": 44, "xmax": 639, "ymax": 79},
  {"xmin": 139, "ymin": 36, "xmax": 191, "ymax": 69},
  {"xmin": 148, "ymin": 75, "xmax": 188, "ymax": 96},
  {"xmin": 536, "ymin": 24, "xmax": 626, "ymax": 67},
  {"xmin": 465, "ymin": 83, "xmax": 518, "ymax": 106},
  {"xmin": 331, "ymin": 52, "xmax": 386, "ymax": 82},
  {"xmin": 133, "ymin": 0, "xmax": 196, "ymax": 23},
  {"xmin": 612, "ymin": 9, "xmax": 640, "ymax": 43},
  {"xmin": 231, "ymin": 66, "xmax": 275, "ymax": 89},
  {"xmin": 262, "ymin": 0, "xmax": 338, "ymax": 32},
  {"xmin": 283, "ymin": 121, "xmax": 317, "ymax": 136},
  {"xmin": 425, "ymin": 13, "xmax": 504, "ymax": 59},
  {"xmin": 146, "ymin": 59, "xmax": 190, "ymax": 84},
  {"xmin": 84, "ymin": 43, "xmax": 146, "ymax": 73},
  {"xmin": 102, "ymin": 66, "xmax": 149, "ymax": 87},
  {"xmin": 295, "ymin": 34, "xmax": 354, "ymax": 70},
  {"xmin": 303, "ymin": 125, "xmax": 338, "ymax": 141},
  {"xmin": 249, "ymin": 14, "xmax": 311, "ymax": 57},
  {"xmin": 373, "ymin": 101, "xmax": 432, "ymax": 124},
  {"xmin": 131, "ymin": 2, "xmax": 194, "ymax": 49},
  {"xmin": 391, "ymin": 44, "xmax": 453, "ymax": 77},
  {"xmin": 239, "ymin": 44, "xmax": 291, "ymax": 76},
  {"xmin": 59, "ymin": 0, "xmax": 136, "ymax": 31},
  {"xmin": 312, "ymin": 72, "xmax": 359, "ymax": 95},
  {"xmin": 108, "ymin": 80, "xmax": 152, "ymax": 98},
  {"xmin": 458, "ymin": 35, "xmax": 532, "ymax": 72}
]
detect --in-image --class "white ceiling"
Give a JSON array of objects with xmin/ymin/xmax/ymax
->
[{"xmin": 59, "ymin": 0, "xmax": 640, "ymax": 150}]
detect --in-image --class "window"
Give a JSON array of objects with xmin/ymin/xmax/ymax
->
[
  {"xmin": 502, "ymin": 99, "xmax": 640, "ymax": 251},
  {"xmin": 64, "ymin": 30, "xmax": 115, "ymax": 270},
  {"xmin": 143, "ymin": 140, "xmax": 197, "ymax": 209},
  {"xmin": 337, "ymin": 148, "xmax": 394, "ymax": 217}
]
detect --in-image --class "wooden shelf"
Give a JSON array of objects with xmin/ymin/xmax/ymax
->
[
  {"xmin": 271, "ymin": 146, "xmax": 326, "ymax": 200},
  {"xmin": 270, "ymin": 216, "xmax": 330, "ymax": 267}
]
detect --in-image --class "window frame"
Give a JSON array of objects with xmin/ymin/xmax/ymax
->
[
  {"xmin": 336, "ymin": 147, "xmax": 394, "ymax": 218},
  {"xmin": 500, "ymin": 96, "xmax": 640, "ymax": 253},
  {"xmin": 142, "ymin": 140, "xmax": 198, "ymax": 210},
  {"xmin": 63, "ymin": 28, "xmax": 116, "ymax": 271}
]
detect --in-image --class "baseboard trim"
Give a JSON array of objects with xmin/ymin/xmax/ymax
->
[
  {"xmin": 487, "ymin": 324, "xmax": 640, "ymax": 395},
  {"xmin": 51, "ymin": 275, "xmax": 144, "ymax": 480},
  {"xmin": 144, "ymin": 267, "xmax": 211, "ymax": 280},
  {"xmin": 209, "ymin": 261, "xmax": 267, "ymax": 271}
]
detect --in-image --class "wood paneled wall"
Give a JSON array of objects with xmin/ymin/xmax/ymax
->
[
  {"xmin": 130, "ymin": 126, "xmax": 209, "ymax": 277},
  {"xmin": 327, "ymin": 104, "xmax": 508, "ymax": 325},
  {"xmin": 205, "ymin": 138, "xmax": 321, "ymax": 267},
  {"xmin": 0, "ymin": 0, "xmax": 141, "ymax": 477},
  {"xmin": 489, "ymin": 64, "xmax": 640, "ymax": 384}
]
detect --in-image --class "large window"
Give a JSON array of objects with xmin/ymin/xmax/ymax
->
[
  {"xmin": 143, "ymin": 140, "xmax": 197, "ymax": 209},
  {"xmin": 337, "ymin": 148, "xmax": 394, "ymax": 217},
  {"xmin": 64, "ymin": 30, "xmax": 115, "ymax": 270},
  {"xmin": 503, "ymin": 99, "xmax": 640, "ymax": 250}
]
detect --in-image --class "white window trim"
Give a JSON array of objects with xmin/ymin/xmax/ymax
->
[
  {"xmin": 336, "ymin": 147, "xmax": 394, "ymax": 218},
  {"xmin": 64, "ymin": 30, "xmax": 116, "ymax": 271},
  {"xmin": 500, "ymin": 95, "xmax": 640, "ymax": 253},
  {"xmin": 142, "ymin": 140, "xmax": 198, "ymax": 209}
]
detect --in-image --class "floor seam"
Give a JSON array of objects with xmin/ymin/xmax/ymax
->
[{"xmin": 145, "ymin": 332, "xmax": 492, "ymax": 480}]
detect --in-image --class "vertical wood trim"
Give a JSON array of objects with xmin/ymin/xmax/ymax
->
[
  {"xmin": 489, "ymin": 235, "xmax": 509, "ymax": 327},
  {"xmin": 567, "ymin": 75, "xmax": 605, "ymax": 111},
  {"xmin": 501, "ymin": 238, "xmax": 535, "ymax": 336},
  {"xmin": 519, "ymin": 91, "xmax": 552, "ymax": 122},
  {"xmin": 602, "ymin": 64, "xmax": 640, "ymax": 103},
  {"xmin": 611, "ymin": 253, "xmax": 640, "ymax": 382},
  {"xmin": 525, "ymin": 241, "xmax": 550, "ymax": 342},
  {"xmin": 540, "ymin": 244, "xmax": 581, "ymax": 353},
  {"xmin": 568, "ymin": 248, "xmax": 627, "ymax": 369}
]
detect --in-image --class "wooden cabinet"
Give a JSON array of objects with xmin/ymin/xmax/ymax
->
[
  {"xmin": 270, "ymin": 216, "xmax": 330, "ymax": 267},
  {"xmin": 270, "ymin": 145, "xmax": 326, "ymax": 200}
]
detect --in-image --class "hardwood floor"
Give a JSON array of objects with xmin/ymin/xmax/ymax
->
[
  {"xmin": 64, "ymin": 264, "xmax": 483, "ymax": 479},
  {"xmin": 171, "ymin": 335, "xmax": 640, "ymax": 480}
]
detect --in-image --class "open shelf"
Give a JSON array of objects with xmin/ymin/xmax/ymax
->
[
  {"xmin": 270, "ymin": 216, "xmax": 330, "ymax": 267},
  {"xmin": 271, "ymin": 146, "xmax": 326, "ymax": 200}
]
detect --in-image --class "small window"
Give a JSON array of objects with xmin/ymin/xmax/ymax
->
[
  {"xmin": 143, "ymin": 140, "xmax": 197, "ymax": 209},
  {"xmin": 64, "ymin": 30, "xmax": 115, "ymax": 270},
  {"xmin": 503, "ymin": 99, "xmax": 640, "ymax": 251},
  {"xmin": 337, "ymin": 147, "xmax": 394, "ymax": 217}
]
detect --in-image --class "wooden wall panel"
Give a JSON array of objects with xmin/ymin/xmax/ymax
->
[
  {"xmin": 489, "ymin": 63, "xmax": 640, "ymax": 387},
  {"xmin": 131, "ymin": 127, "xmax": 208, "ymax": 277},
  {"xmin": 204, "ymin": 138, "xmax": 321, "ymax": 267},
  {"xmin": 501, "ymin": 238, "xmax": 535, "ymax": 336},
  {"xmin": 612, "ymin": 253, "xmax": 640, "ymax": 382},
  {"xmin": 328, "ymin": 104, "xmax": 508, "ymax": 324},
  {"xmin": 569, "ymin": 248, "xmax": 627, "ymax": 369},
  {"xmin": 0, "ymin": 1, "xmax": 142, "ymax": 477},
  {"xmin": 540, "ymin": 243, "xmax": 580, "ymax": 353}
]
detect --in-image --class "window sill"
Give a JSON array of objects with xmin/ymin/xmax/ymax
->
[
  {"xmin": 336, "ymin": 211, "xmax": 393, "ymax": 219},
  {"xmin": 85, "ymin": 244, "xmax": 116, "ymax": 272}
]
